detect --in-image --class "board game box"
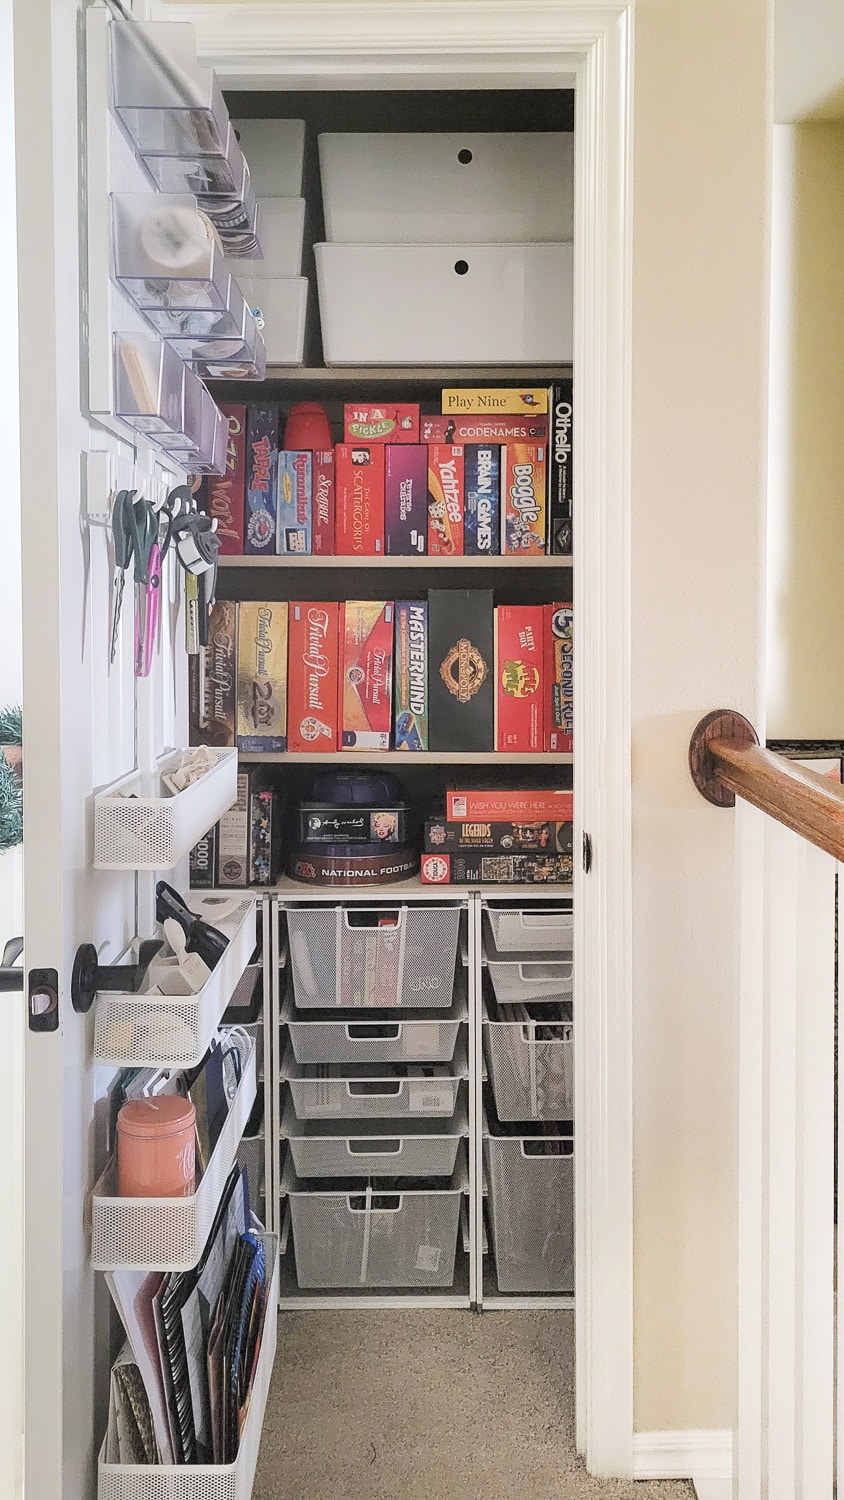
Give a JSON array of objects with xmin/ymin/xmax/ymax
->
[
  {"xmin": 427, "ymin": 445, "xmax": 464, "ymax": 557},
  {"xmin": 495, "ymin": 604, "xmax": 545, "ymax": 753},
  {"xmin": 236, "ymin": 601, "xmax": 288, "ymax": 752},
  {"xmin": 385, "ymin": 445, "xmax": 427, "ymax": 555},
  {"xmin": 420, "ymin": 851, "xmax": 573, "ymax": 885},
  {"xmin": 393, "ymin": 600, "xmax": 428, "ymax": 750},
  {"xmin": 244, "ymin": 405, "xmax": 279, "ymax": 555},
  {"xmin": 344, "ymin": 403, "xmax": 420, "ymax": 443},
  {"xmin": 502, "ymin": 442, "xmax": 547, "ymax": 554},
  {"xmin": 464, "ymin": 444, "xmax": 500, "ymax": 555},
  {"xmin": 545, "ymin": 602, "xmax": 574, "ymax": 753},
  {"xmin": 428, "ymin": 589, "xmax": 494, "ymax": 752},
  {"xmin": 341, "ymin": 601, "xmax": 394, "ymax": 750},
  {"xmin": 287, "ymin": 601, "xmax": 341, "ymax": 752},
  {"xmin": 335, "ymin": 443, "xmax": 385, "ymax": 555},
  {"xmin": 277, "ymin": 450, "xmax": 312, "ymax": 555}
]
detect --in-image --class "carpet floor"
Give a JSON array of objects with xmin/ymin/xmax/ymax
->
[{"xmin": 254, "ymin": 1310, "xmax": 696, "ymax": 1500}]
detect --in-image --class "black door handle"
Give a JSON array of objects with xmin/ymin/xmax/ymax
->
[{"xmin": 0, "ymin": 937, "xmax": 23, "ymax": 992}]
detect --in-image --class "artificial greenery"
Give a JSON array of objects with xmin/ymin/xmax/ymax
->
[
  {"xmin": 0, "ymin": 706, "xmax": 22, "ymax": 746},
  {"xmin": 0, "ymin": 705, "xmax": 22, "ymax": 851}
]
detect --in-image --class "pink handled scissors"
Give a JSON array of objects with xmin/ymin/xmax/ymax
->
[{"xmin": 135, "ymin": 541, "xmax": 162, "ymax": 678}]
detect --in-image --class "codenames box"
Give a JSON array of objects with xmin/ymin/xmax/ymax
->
[
  {"xmin": 502, "ymin": 443, "xmax": 547, "ymax": 554},
  {"xmin": 287, "ymin": 601, "xmax": 341, "ymax": 752},
  {"xmin": 244, "ymin": 406, "xmax": 279, "ymax": 555},
  {"xmin": 427, "ymin": 445, "xmax": 464, "ymax": 557},
  {"xmin": 428, "ymin": 589, "xmax": 494, "ymax": 753},
  {"xmin": 393, "ymin": 601, "xmax": 428, "ymax": 751},
  {"xmin": 341, "ymin": 601, "xmax": 394, "ymax": 750},
  {"xmin": 236, "ymin": 601, "xmax": 288, "ymax": 752},
  {"xmin": 421, "ymin": 414, "xmax": 548, "ymax": 444},
  {"xmin": 335, "ymin": 444, "xmax": 385, "ymax": 555},
  {"xmin": 277, "ymin": 450, "xmax": 312, "ymax": 555},
  {"xmin": 495, "ymin": 604, "xmax": 544, "ymax": 753}
]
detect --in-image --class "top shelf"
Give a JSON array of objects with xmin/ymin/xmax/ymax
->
[{"xmin": 208, "ymin": 364, "xmax": 572, "ymax": 396}]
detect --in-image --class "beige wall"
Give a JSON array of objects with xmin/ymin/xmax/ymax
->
[{"xmin": 767, "ymin": 122, "xmax": 844, "ymax": 738}]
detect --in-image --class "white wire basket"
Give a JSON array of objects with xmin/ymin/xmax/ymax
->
[
  {"xmin": 94, "ymin": 748, "xmax": 238, "ymax": 870},
  {"xmin": 91, "ymin": 1038, "xmax": 256, "ymax": 1272},
  {"xmin": 484, "ymin": 906, "xmax": 573, "ymax": 954},
  {"xmin": 281, "ymin": 1036, "xmax": 468, "ymax": 1120},
  {"xmin": 486, "ymin": 957, "xmax": 573, "ymax": 1007},
  {"xmin": 281, "ymin": 984, "xmax": 466, "ymax": 1066},
  {"xmin": 281, "ymin": 1096, "xmax": 468, "ymax": 1178},
  {"xmin": 287, "ymin": 904, "xmax": 461, "ymax": 1009},
  {"xmin": 97, "ymin": 1232, "xmax": 279, "ymax": 1500},
  {"xmin": 483, "ymin": 1015, "xmax": 573, "ymax": 1121},
  {"xmin": 94, "ymin": 898, "xmax": 257, "ymax": 1069},
  {"xmin": 484, "ymin": 1124, "xmax": 574, "ymax": 1293}
]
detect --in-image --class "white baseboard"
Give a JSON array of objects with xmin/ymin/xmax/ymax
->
[{"xmin": 633, "ymin": 1430, "xmax": 733, "ymax": 1498}]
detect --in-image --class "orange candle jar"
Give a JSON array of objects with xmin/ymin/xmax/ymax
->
[{"xmin": 117, "ymin": 1095, "xmax": 196, "ymax": 1198}]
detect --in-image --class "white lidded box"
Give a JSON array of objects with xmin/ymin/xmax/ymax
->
[
  {"xmin": 94, "ymin": 748, "xmax": 237, "ymax": 871},
  {"xmin": 238, "ymin": 276, "xmax": 309, "ymax": 364},
  {"xmin": 319, "ymin": 132, "xmax": 574, "ymax": 243},
  {"xmin": 229, "ymin": 197, "xmax": 306, "ymax": 278},
  {"xmin": 231, "ymin": 118, "xmax": 306, "ymax": 197},
  {"xmin": 315, "ymin": 243, "xmax": 572, "ymax": 365}
]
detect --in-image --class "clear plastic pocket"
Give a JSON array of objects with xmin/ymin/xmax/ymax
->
[
  {"xmin": 111, "ymin": 193, "xmax": 232, "ymax": 328},
  {"xmin": 110, "ymin": 19, "xmax": 230, "ymax": 158}
]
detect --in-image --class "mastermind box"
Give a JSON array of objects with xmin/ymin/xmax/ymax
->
[
  {"xmin": 189, "ymin": 598, "xmax": 237, "ymax": 747},
  {"xmin": 277, "ymin": 450, "xmax": 312, "ymax": 555},
  {"xmin": 428, "ymin": 589, "xmax": 494, "ymax": 753},
  {"xmin": 424, "ymin": 817, "xmax": 573, "ymax": 855},
  {"xmin": 545, "ymin": 602, "xmax": 574, "ymax": 752},
  {"xmin": 200, "ymin": 404, "xmax": 245, "ymax": 553},
  {"xmin": 236, "ymin": 601, "xmax": 288, "ymax": 752},
  {"xmin": 244, "ymin": 405, "xmax": 279, "ymax": 555},
  {"xmin": 341, "ymin": 601, "xmax": 394, "ymax": 750},
  {"xmin": 311, "ymin": 449, "xmax": 335, "ymax": 556},
  {"xmin": 394, "ymin": 600, "xmax": 428, "ymax": 751},
  {"xmin": 464, "ymin": 444, "xmax": 500, "ymax": 555},
  {"xmin": 420, "ymin": 851, "xmax": 573, "ymax": 885},
  {"xmin": 442, "ymin": 387, "xmax": 548, "ymax": 415},
  {"xmin": 421, "ymin": 414, "xmax": 549, "ymax": 443},
  {"xmin": 427, "ymin": 445, "xmax": 464, "ymax": 557},
  {"xmin": 344, "ymin": 403, "xmax": 420, "ymax": 443},
  {"xmin": 287, "ymin": 601, "xmax": 341, "ymax": 752},
  {"xmin": 335, "ymin": 443, "xmax": 385, "ymax": 555},
  {"xmin": 502, "ymin": 443, "xmax": 547, "ymax": 554},
  {"xmin": 385, "ymin": 445, "xmax": 427, "ymax": 555}
]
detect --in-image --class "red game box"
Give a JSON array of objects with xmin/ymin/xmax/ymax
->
[
  {"xmin": 446, "ymin": 787, "xmax": 573, "ymax": 822},
  {"xmin": 335, "ymin": 444, "xmax": 385, "ymax": 555},
  {"xmin": 341, "ymin": 601, "xmax": 394, "ymax": 750},
  {"xmin": 495, "ymin": 604, "xmax": 544, "ymax": 753},
  {"xmin": 344, "ymin": 403, "xmax": 420, "ymax": 443},
  {"xmin": 200, "ymin": 403, "xmax": 246, "ymax": 553},
  {"xmin": 544, "ymin": 602, "xmax": 573, "ymax": 752},
  {"xmin": 427, "ymin": 445, "xmax": 464, "ymax": 556},
  {"xmin": 311, "ymin": 449, "xmax": 335, "ymax": 556},
  {"xmin": 288, "ymin": 601, "xmax": 341, "ymax": 752},
  {"xmin": 421, "ymin": 415, "xmax": 548, "ymax": 444}
]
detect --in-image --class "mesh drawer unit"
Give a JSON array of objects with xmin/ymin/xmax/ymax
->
[
  {"xmin": 484, "ymin": 1120, "xmax": 574, "ymax": 1294},
  {"xmin": 94, "ymin": 748, "xmax": 238, "ymax": 870},
  {"xmin": 93, "ymin": 897, "xmax": 256, "ymax": 1069},
  {"xmin": 281, "ymin": 1097, "xmax": 468, "ymax": 1179},
  {"xmin": 97, "ymin": 1233, "xmax": 279, "ymax": 1500},
  {"xmin": 484, "ymin": 906, "xmax": 573, "ymax": 955},
  {"xmin": 283, "ymin": 1159, "xmax": 465, "ymax": 1289},
  {"xmin": 91, "ymin": 1036, "xmax": 256, "ymax": 1273},
  {"xmin": 287, "ymin": 905, "xmax": 461, "ymax": 1009},
  {"xmin": 484, "ymin": 1005, "xmax": 573, "ymax": 1122},
  {"xmin": 486, "ymin": 956, "xmax": 573, "ymax": 1007},
  {"xmin": 281, "ymin": 1036, "xmax": 468, "ymax": 1120},
  {"xmin": 281, "ymin": 984, "xmax": 466, "ymax": 1066}
]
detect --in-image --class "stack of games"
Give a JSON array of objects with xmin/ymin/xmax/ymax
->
[
  {"xmin": 287, "ymin": 770, "xmax": 419, "ymax": 885},
  {"xmin": 420, "ymin": 786, "xmax": 574, "ymax": 886}
]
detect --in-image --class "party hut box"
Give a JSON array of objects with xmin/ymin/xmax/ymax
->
[
  {"xmin": 341, "ymin": 601, "xmax": 394, "ymax": 750},
  {"xmin": 495, "ymin": 604, "xmax": 544, "ymax": 753}
]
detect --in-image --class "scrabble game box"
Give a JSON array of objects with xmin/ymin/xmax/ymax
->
[{"xmin": 311, "ymin": 449, "xmax": 335, "ymax": 556}]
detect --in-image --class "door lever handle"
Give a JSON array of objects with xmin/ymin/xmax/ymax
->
[{"xmin": 0, "ymin": 937, "xmax": 23, "ymax": 992}]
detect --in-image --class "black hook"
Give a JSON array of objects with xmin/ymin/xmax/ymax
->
[{"xmin": 70, "ymin": 938, "xmax": 163, "ymax": 1014}]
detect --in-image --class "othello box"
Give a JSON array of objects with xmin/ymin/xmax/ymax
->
[
  {"xmin": 427, "ymin": 445, "xmax": 464, "ymax": 557},
  {"xmin": 344, "ymin": 403, "xmax": 420, "ymax": 444},
  {"xmin": 189, "ymin": 599, "xmax": 237, "ymax": 747},
  {"xmin": 545, "ymin": 602, "xmax": 573, "ymax": 752},
  {"xmin": 341, "ymin": 601, "xmax": 394, "ymax": 750},
  {"xmin": 394, "ymin": 601, "xmax": 428, "ymax": 751},
  {"xmin": 312, "ymin": 449, "xmax": 335, "ymax": 556},
  {"xmin": 420, "ymin": 851, "xmax": 573, "ymax": 885},
  {"xmin": 200, "ymin": 404, "xmax": 245, "ymax": 553},
  {"xmin": 236, "ymin": 601, "xmax": 288, "ymax": 752},
  {"xmin": 190, "ymin": 825, "xmax": 217, "ymax": 889},
  {"xmin": 547, "ymin": 380, "xmax": 573, "ymax": 555},
  {"xmin": 244, "ymin": 405, "xmax": 279, "ymax": 555},
  {"xmin": 335, "ymin": 444, "xmax": 385, "ymax": 556},
  {"xmin": 287, "ymin": 601, "xmax": 340, "ymax": 752},
  {"xmin": 277, "ymin": 450, "xmax": 312, "ymax": 555},
  {"xmin": 428, "ymin": 589, "xmax": 494, "ymax": 753},
  {"xmin": 385, "ymin": 446, "xmax": 427, "ymax": 555},
  {"xmin": 447, "ymin": 787, "xmax": 573, "ymax": 821},
  {"xmin": 442, "ymin": 387, "xmax": 548, "ymax": 415},
  {"xmin": 421, "ymin": 414, "xmax": 548, "ymax": 443},
  {"xmin": 425, "ymin": 817, "xmax": 573, "ymax": 855},
  {"xmin": 464, "ymin": 444, "xmax": 499, "ymax": 555},
  {"xmin": 502, "ymin": 443, "xmax": 547, "ymax": 554},
  {"xmin": 495, "ymin": 604, "xmax": 544, "ymax": 753},
  {"xmin": 217, "ymin": 770, "xmax": 250, "ymax": 886}
]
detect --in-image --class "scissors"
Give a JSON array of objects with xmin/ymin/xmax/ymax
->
[{"xmin": 134, "ymin": 486, "xmax": 196, "ymax": 678}]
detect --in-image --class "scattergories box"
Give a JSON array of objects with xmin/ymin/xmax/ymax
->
[
  {"xmin": 287, "ymin": 601, "xmax": 340, "ymax": 752},
  {"xmin": 385, "ymin": 445, "xmax": 427, "ymax": 555},
  {"xmin": 421, "ymin": 851, "xmax": 573, "ymax": 885},
  {"xmin": 428, "ymin": 589, "xmax": 494, "ymax": 753},
  {"xmin": 277, "ymin": 450, "xmax": 312, "ymax": 555},
  {"xmin": 312, "ymin": 450, "xmax": 335, "ymax": 556},
  {"xmin": 394, "ymin": 600, "xmax": 428, "ymax": 750},
  {"xmin": 464, "ymin": 444, "xmax": 500, "ymax": 555},
  {"xmin": 427, "ymin": 445, "xmax": 464, "ymax": 557},
  {"xmin": 424, "ymin": 818, "xmax": 573, "ymax": 855},
  {"xmin": 341, "ymin": 601, "xmax": 394, "ymax": 750},
  {"xmin": 344, "ymin": 403, "xmax": 420, "ymax": 443},
  {"xmin": 502, "ymin": 443, "xmax": 547, "ymax": 554},
  {"xmin": 189, "ymin": 599, "xmax": 237, "ymax": 747},
  {"xmin": 545, "ymin": 602, "xmax": 573, "ymax": 752},
  {"xmin": 199, "ymin": 404, "xmax": 245, "ymax": 553},
  {"xmin": 236, "ymin": 601, "xmax": 288, "ymax": 752},
  {"xmin": 335, "ymin": 444, "xmax": 385, "ymax": 555},
  {"xmin": 447, "ymin": 787, "xmax": 573, "ymax": 821},
  {"xmin": 421, "ymin": 414, "xmax": 548, "ymax": 443},
  {"xmin": 244, "ymin": 406, "xmax": 280, "ymax": 554},
  {"xmin": 495, "ymin": 604, "xmax": 544, "ymax": 753}
]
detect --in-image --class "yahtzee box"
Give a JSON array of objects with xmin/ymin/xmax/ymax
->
[
  {"xmin": 236, "ymin": 601, "xmax": 288, "ymax": 752},
  {"xmin": 427, "ymin": 445, "xmax": 464, "ymax": 557},
  {"xmin": 288, "ymin": 601, "xmax": 341, "ymax": 752},
  {"xmin": 341, "ymin": 601, "xmax": 394, "ymax": 750}
]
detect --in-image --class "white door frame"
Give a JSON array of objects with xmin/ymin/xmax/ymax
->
[{"xmin": 161, "ymin": 0, "xmax": 636, "ymax": 1476}]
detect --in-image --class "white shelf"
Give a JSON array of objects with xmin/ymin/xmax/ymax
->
[
  {"xmin": 239, "ymin": 750, "xmax": 573, "ymax": 765},
  {"xmin": 252, "ymin": 363, "xmax": 571, "ymax": 383},
  {"xmin": 91, "ymin": 1038, "xmax": 257, "ymax": 1272},
  {"xmin": 219, "ymin": 554, "xmax": 571, "ymax": 569}
]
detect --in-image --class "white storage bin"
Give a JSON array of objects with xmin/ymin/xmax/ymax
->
[
  {"xmin": 315, "ymin": 242, "xmax": 572, "ymax": 366},
  {"xmin": 231, "ymin": 118, "xmax": 306, "ymax": 197},
  {"xmin": 91, "ymin": 1035, "xmax": 256, "ymax": 1272},
  {"xmin": 238, "ymin": 277, "xmax": 308, "ymax": 364},
  {"xmin": 93, "ymin": 896, "xmax": 256, "ymax": 1069},
  {"xmin": 319, "ymin": 132, "xmax": 573, "ymax": 243},
  {"xmin": 284, "ymin": 1160, "xmax": 464, "ymax": 1289},
  {"xmin": 485, "ymin": 1125, "xmax": 574, "ymax": 1293},
  {"xmin": 287, "ymin": 904, "xmax": 461, "ymax": 1009},
  {"xmin": 282, "ymin": 987, "xmax": 465, "ymax": 1067},
  {"xmin": 281, "ymin": 1097, "xmax": 467, "ymax": 1179},
  {"xmin": 94, "ymin": 748, "xmax": 237, "ymax": 871},
  {"xmin": 487, "ymin": 957, "xmax": 573, "ymax": 1007},
  {"xmin": 97, "ymin": 1233, "xmax": 278, "ymax": 1500},
  {"xmin": 230, "ymin": 197, "xmax": 305, "ymax": 278},
  {"xmin": 281, "ymin": 1036, "xmax": 467, "ymax": 1120},
  {"xmin": 484, "ymin": 906, "xmax": 574, "ymax": 954},
  {"xmin": 484, "ymin": 1014, "xmax": 573, "ymax": 1121}
]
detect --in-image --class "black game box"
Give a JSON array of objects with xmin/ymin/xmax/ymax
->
[{"xmin": 427, "ymin": 589, "xmax": 494, "ymax": 752}]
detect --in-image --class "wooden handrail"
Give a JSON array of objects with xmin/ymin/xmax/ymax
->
[{"xmin": 689, "ymin": 710, "xmax": 844, "ymax": 862}]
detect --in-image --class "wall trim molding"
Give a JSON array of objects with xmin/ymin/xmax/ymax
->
[{"xmin": 633, "ymin": 1430, "xmax": 733, "ymax": 1498}]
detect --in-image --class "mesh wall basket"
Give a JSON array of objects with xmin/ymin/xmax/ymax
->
[
  {"xmin": 281, "ymin": 1096, "xmax": 468, "ymax": 1178},
  {"xmin": 484, "ymin": 1126, "xmax": 574, "ymax": 1294},
  {"xmin": 281, "ymin": 986, "xmax": 465, "ymax": 1066},
  {"xmin": 91, "ymin": 1037, "xmax": 257, "ymax": 1272},
  {"xmin": 484, "ymin": 906, "xmax": 573, "ymax": 954},
  {"xmin": 483, "ymin": 1016, "xmax": 573, "ymax": 1121},
  {"xmin": 94, "ymin": 898, "xmax": 257, "ymax": 1069},
  {"xmin": 281, "ymin": 1037, "xmax": 468, "ymax": 1120},
  {"xmin": 287, "ymin": 904, "xmax": 461, "ymax": 1008},
  {"xmin": 94, "ymin": 748, "xmax": 238, "ymax": 870},
  {"xmin": 97, "ymin": 1233, "xmax": 279, "ymax": 1500}
]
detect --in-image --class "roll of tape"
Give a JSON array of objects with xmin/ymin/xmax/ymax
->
[{"xmin": 138, "ymin": 204, "xmax": 212, "ymax": 277}]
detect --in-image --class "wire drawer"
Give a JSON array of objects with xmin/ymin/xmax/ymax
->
[
  {"xmin": 484, "ymin": 1012, "xmax": 573, "ymax": 1121},
  {"xmin": 484, "ymin": 906, "xmax": 573, "ymax": 954},
  {"xmin": 282, "ymin": 986, "xmax": 465, "ymax": 1066},
  {"xmin": 487, "ymin": 957, "xmax": 573, "ymax": 1007},
  {"xmin": 287, "ymin": 904, "xmax": 461, "ymax": 1008},
  {"xmin": 97, "ymin": 1233, "xmax": 278, "ymax": 1500},
  {"xmin": 484, "ymin": 1125, "xmax": 574, "ymax": 1294},
  {"xmin": 281, "ymin": 1037, "xmax": 467, "ymax": 1120},
  {"xmin": 281, "ymin": 1097, "xmax": 467, "ymax": 1178},
  {"xmin": 284, "ymin": 1160, "xmax": 465, "ymax": 1289}
]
